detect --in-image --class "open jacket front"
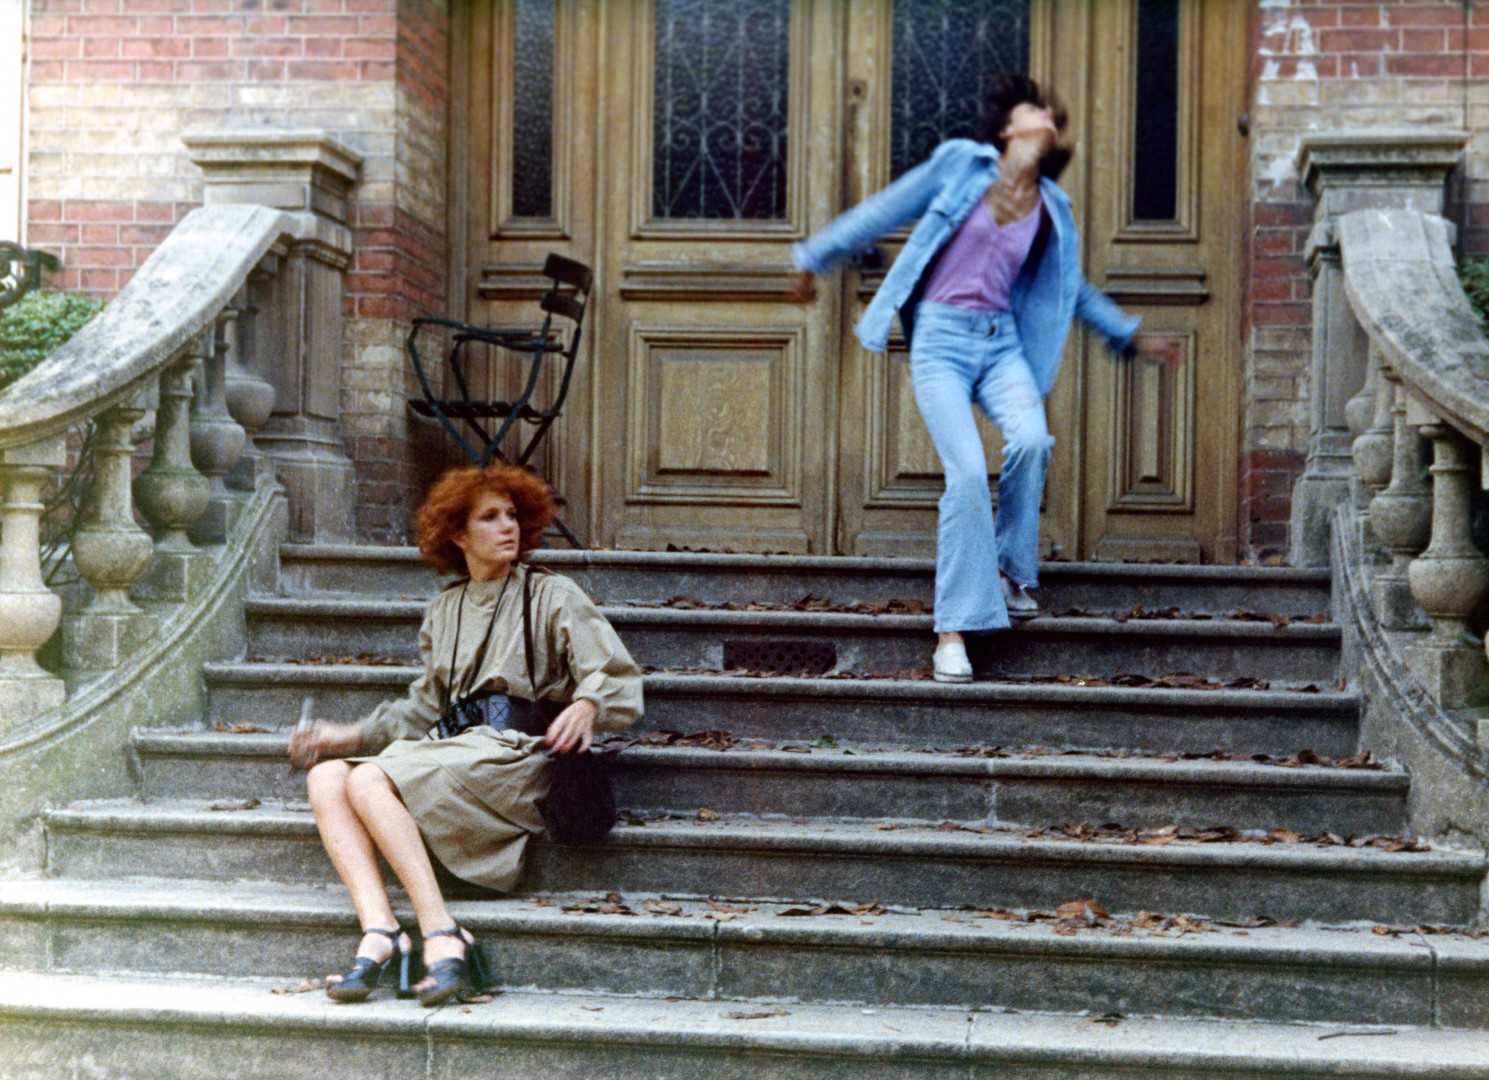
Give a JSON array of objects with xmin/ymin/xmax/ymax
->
[{"xmin": 792, "ymin": 138, "xmax": 1140, "ymax": 398}]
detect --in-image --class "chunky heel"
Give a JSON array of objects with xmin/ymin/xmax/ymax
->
[
  {"xmin": 418, "ymin": 923, "xmax": 484, "ymax": 1007},
  {"xmin": 326, "ymin": 926, "xmax": 405, "ymax": 1003}
]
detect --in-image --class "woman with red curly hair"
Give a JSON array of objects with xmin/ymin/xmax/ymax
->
[{"xmin": 288, "ymin": 463, "xmax": 642, "ymax": 1007}]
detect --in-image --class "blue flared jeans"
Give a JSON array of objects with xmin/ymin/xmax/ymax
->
[{"xmin": 910, "ymin": 302, "xmax": 1055, "ymax": 633}]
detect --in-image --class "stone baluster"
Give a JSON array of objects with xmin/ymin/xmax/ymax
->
[
  {"xmin": 65, "ymin": 400, "xmax": 158, "ymax": 674},
  {"xmin": 222, "ymin": 284, "xmax": 276, "ymax": 491},
  {"xmin": 1406, "ymin": 422, "xmax": 1489, "ymax": 708},
  {"xmin": 1351, "ymin": 346, "xmax": 1395, "ymax": 556},
  {"xmin": 188, "ymin": 324, "xmax": 248, "ymax": 542},
  {"xmin": 134, "ymin": 352, "xmax": 212, "ymax": 602},
  {"xmin": 1367, "ymin": 369, "xmax": 1430, "ymax": 629},
  {"xmin": 0, "ymin": 436, "xmax": 67, "ymax": 731}
]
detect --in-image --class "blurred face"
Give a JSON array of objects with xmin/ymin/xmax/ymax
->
[
  {"xmin": 453, "ymin": 489, "xmax": 521, "ymax": 579},
  {"xmin": 1001, "ymin": 101, "xmax": 1058, "ymax": 154}
]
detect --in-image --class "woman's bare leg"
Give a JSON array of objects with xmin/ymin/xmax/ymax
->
[
  {"xmin": 305, "ymin": 760, "xmax": 405, "ymax": 980},
  {"xmin": 344, "ymin": 764, "xmax": 468, "ymax": 991}
]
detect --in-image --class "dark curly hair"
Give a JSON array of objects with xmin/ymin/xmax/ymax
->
[
  {"xmin": 415, "ymin": 463, "xmax": 556, "ymax": 577},
  {"xmin": 975, "ymin": 73, "xmax": 1072, "ymax": 181}
]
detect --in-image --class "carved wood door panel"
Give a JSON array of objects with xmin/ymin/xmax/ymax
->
[{"xmin": 457, "ymin": 0, "xmax": 1244, "ymax": 558}]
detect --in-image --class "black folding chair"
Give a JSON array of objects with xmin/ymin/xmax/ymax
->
[{"xmin": 407, "ymin": 253, "xmax": 592, "ymax": 547}]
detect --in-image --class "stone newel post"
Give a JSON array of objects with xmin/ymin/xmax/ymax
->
[
  {"xmin": 1289, "ymin": 131, "xmax": 1466, "ymax": 566},
  {"xmin": 183, "ymin": 130, "xmax": 362, "ymax": 543}
]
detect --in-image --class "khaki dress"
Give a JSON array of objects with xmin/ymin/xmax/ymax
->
[{"xmin": 346, "ymin": 564, "xmax": 643, "ymax": 891}]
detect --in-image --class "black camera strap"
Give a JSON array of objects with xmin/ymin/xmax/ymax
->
[{"xmin": 440, "ymin": 572, "xmax": 513, "ymax": 715}]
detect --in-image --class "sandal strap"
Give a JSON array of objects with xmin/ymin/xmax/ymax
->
[
  {"xmin": 423, "ymin": 924, "xmax": 464, "ymax": 942},
  {"xmin": 362, "ymin": 926, "xmax": 401, "ymax": 942}
]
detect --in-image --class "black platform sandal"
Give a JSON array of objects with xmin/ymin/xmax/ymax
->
[
  {"xmin": 326, "ymin": 926, "xmax": 411, "ymax": 1003},
  {"xmin": 417, "ymin": 924, "xmax": 491, "ymax": 1008}
]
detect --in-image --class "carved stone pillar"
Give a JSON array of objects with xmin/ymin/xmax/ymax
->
[
  {"xmin": 66, "ymin": 401, "xmax": 158, "ymax": 673},
  {"xmin": 183, "ymin": 130, "xmax": 362, "ymax": 542},
  {"xmin": 0, "ymin": 435, "xmax": 67, "ymax": 729},
  {"xmin": 1289, "ymin": 130, "xmax": 1467, "ymax": 566},
  {"xmin": 1407, "ymin": 423, "xmax": 1489, "ymax": 708},
  {"xmin": 1368, "ymin": 371, "xmax": 1430, "ymax": 629},
  {"xmin": 188, "ymin": 324, "xmax": 248, "ymax": 542},
  {"xmin": 135, "ymin": 353, "xmax": 212, "ymax": 601},
  {"xmin": 227, "ymin": 276, "xmax": 279, "ymax": 492}
]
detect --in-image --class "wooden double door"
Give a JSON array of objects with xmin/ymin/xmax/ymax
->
[{"xmin": 454, "ymin": 0, "xmax": 1247, "ymax": 559}]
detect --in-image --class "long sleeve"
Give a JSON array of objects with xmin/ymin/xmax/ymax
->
[
  {"xmin": 791, "ymin": 140, "xmax": 959, "ymax": 276},
  {"xmin": 543, "ymin": 578, "xmax": 643, "ymax": 732},
  {"xmin": 1075, "ymin": 278, "xmax": 1141, "ymax": 354},
  {"xmin": 353, "ymin": 602, "xmax": 445, "ymax": 753}
]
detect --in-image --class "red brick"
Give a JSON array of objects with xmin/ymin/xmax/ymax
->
[
  {"xmin": 120, "ymin": 224, "xmax": 171, "ymax": 244},
  {"xmin": 1386, "ymin": 4, "xmax": 1465, "ymax": 28},
  {"xmin": 79, "ymin": 269, "xmax": 119, "ymax": 292},
  {"xmin": 1335, "ymin": 52, "xmax": 1383, "ymax": 77},
  {"xmin": 343, "ymin": 36, "xmax": 395, "ymax": 59},
  {"xmin": 64, "ymin": 200, "xmax": 135, "ymax": 222},
  {"xmin": 29, "ymin": 37, "xmax": 83, "ymax": 59},
  {"xmin": 1252, "ymin": 230, "xmax": 1296, "ymax": 257},
  {"xmin": 357, "ymin": 296, "xmax": 408, "ymax": 319},
  {"xmin": 304, "ymin": 36, "xmax": 344, "ymax": 57},
  {"xmin": 65, "ymin": 14, "xmax": 138, "ymax": 34},
  {"xmin": 137, "ymin": 59, "xmax": 173, "ymax": 79},
  {"xmin": 1252, "ymin": 256, "xmax": 1305, "ymax": 280},
  {"xmin": 305, "ymin": 0, "xmax": 348, "ymax": 11},
  {"xmin": 118, "ymin": 0, "xmax": 191, "ymax": 10},
  {"xmin": 1318, "ymin": 27, "xmax": 1400, "ymax": 51},
  {"xmin": 70, "ymin": 245, "xmax": 135, "ymax": 268},
  {"xmin": 136, "ymin": 14, "xmax": 173, "ymax": 33},
  {"xmin": 287, "ymin": 13, "xmax": 358, "ymax": 33},
  {"xmin": 193, "ymin": 36, "xmax": 230, "ymax": 57},
  {"xmin": 357, "ymin": 13, "xmax": 395, "ymax": 34},
  {"xmin": 359, "ymin": 60, "xmax": 395, "ymax": 80},
  {"xmin": 81, "ymin": 223, "xmax": 118, "ymax": 243},
  {"xmin": 1401, "ymin": 28, "xmax": 1446, "ymax": 51},
  {"xmin": 1389, "ymin": 53, "xmax": 1465, "ymax": 76},
  {"xmin": 26, "ymin": 223, "xmax": 79, "ymax": 244},
  {"xmin": 28, "ymin": 61, "xmax": 66, "ymax": 80},
  {"xmin": 29, "ymin": 15, "xmax": 69, "ymax": 34},
  {"xmin": 1338, "ymin": 6, "xmax": 1383, "ymax": 28},
  {"xmin": 174, "ymin": 14, "xmax": 241, "ymax": 33},
  {"xmin": 1253, "ymin": 203, "xmax": 1312, "ymax": 228},
  {"xmin": 135, "ymin": 201, "xmax": 175, "ymax": 222},
  {"xmin": 1253, "ymin": 302, "xmax": 1312, "ymax": 327},
  {"xmin": 355, "ymin": 249, "xmax": 396, "ymax": 272},
  {"xmin": 66, "ymin": 59, "xmax": 135, "ymax": 79},
  {"xmin": 28, "ymin": 200, "xmax": 63, "ymax": 222},
  {"xmin": 174, "ymin": 60, "xmax": 245, "ymax": 79},
  {"xmin": 247, "ymin": 59, "xmax": 288, "ymax": 79},
  {"xmin": 83, "ymin": 35, "xmax": 122, "ymax": 56},
  {"xmin": 1251, "ymin": 279, "xmax": 1292, "ymax": 303},
  {"xmin": 120, "ymin": 36, "xmax": 190, "ymax": 57},
  {"xmin": 1470, "ymin": 55, "xmax": 1489, "ymax": 77},
  {"xmin": 287, "ymin": 59, "xmax": 360, "ymax": 79},
  {"xmin": 235, "ymin": 35, "xmax": 303, "ymax": 57}
]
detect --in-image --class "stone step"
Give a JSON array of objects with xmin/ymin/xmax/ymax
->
[
  {"xmin": 4, "ymin": 878, "xmax": 1486, "ymax": 1027},
  {"xmin": 134, "ymin": 730, "xmax": 1409, "ymax": 835},
  {"xmin": 44, "ymin": 801, "xmax": 1483, "ymax": 925},
  {"xmin": 204, "ymin": 664, "xmax": 1364, "ymax": 757},
  {"xmin": 4, "ymin": 971, "xmax": 1489, "ymax": 1079},
  {"xmin": 280, "ymin": 544, "xmax": 1333, "ymax": 615},
  {"xmin": 244, "ymin": 598, "xmax": 1344, "ymax": 682}
]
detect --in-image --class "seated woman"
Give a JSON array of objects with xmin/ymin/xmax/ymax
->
[{"xmin": 288, "ymin": 463, "xmax": 643, "ymax": 1006}]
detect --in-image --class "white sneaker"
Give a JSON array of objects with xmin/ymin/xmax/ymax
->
[
  {"xmin": 1002, "ymin": 575, "xmax": 1039, "ymax": 618},
  {"xmin": 932, "ymin": 640, "xmax": 973, "ymax": 683}
]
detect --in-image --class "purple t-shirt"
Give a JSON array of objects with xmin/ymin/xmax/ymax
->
[{"xmin": 923, "ymin": 197, "xmax": 1042, "ymax": 312}]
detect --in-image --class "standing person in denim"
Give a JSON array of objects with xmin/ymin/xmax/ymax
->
[{"xmin": 791, "ymin": 74, "xmax": 1162, "ymax": 682}]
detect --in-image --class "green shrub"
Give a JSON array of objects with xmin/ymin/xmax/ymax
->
[
  {"xmin": 0, "ymin": 290, "xmax": 104, "ymax": 391},
  {"xmin": 1458, "ymin": 258, "xmax": 1489, "ymax": 332}
]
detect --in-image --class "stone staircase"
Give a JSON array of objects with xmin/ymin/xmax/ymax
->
[{"xmin": 4, "ymin": 547, "xmax": 1489, "ymax": 1077}]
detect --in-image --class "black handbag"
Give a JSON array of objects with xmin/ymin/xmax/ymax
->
[{"xmin": 520, "ymin": 569, "xmax": 622, "ymax": 844}]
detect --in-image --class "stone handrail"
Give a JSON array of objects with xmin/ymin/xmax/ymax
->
[
  {"xmin": 0, "ymin": 202, "xmax": 309, "ymax": 735},
  {"xmin": 0, "ymin": 204, "xmax": 291, "ymax": 452},
  {"xmin": 1331, "ymin": 207, "xmax": 1489, "ymax": 801}
]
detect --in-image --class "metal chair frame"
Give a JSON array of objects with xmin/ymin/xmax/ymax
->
[{"xmin": 407, "ymin": 253, "xmax": 592, "ymax": 547}]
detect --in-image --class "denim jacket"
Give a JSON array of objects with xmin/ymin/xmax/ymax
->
[{"xmin": 791, "ymin": 138, "xmax": 1140, "ymax": 397}]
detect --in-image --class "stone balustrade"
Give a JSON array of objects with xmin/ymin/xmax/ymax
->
[{"xmin": 1334, "ymin": 208, "xmax": 1489, "ymax": 738}]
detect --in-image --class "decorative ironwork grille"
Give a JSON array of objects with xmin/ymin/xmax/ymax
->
[
  {"xmin": 511, "ymin": 0, "xmax": 556, "ymax": 219},
  {"xmin": 890, "ymin": 0, "xmax": 1031, "ymax": 179},
  {"xmin": 651, "ymin": 0, "xmax": 791, "ymax": 221}
]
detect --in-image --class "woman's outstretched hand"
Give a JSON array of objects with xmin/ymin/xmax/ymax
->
[
  {"xmin": 1127, "ymin": 333, "xmax": 1181, "ymax": 365},
  {"xmin": 545, "ymin": 699, "xmax": 599, "ymax": 754},
  {"xmin": 287, "ymin": 720, "xmax": 359, "ymax": 771},
  {"xmin": 788, "ymin": 270, "xmax": 817, "ymax": 303}
]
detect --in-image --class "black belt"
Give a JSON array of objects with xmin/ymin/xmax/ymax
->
[{"xmin": 435, "ymin": 690, "xmax": 564, "ymax": 741}]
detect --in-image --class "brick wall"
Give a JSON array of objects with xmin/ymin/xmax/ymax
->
[
  {"xmin": 1245, "ymin": 0, "xmax": 1486, "ymax": 559},
  {"xmin": 24, "ymin": 0, "xmax": 450, "ymax": 544}
]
